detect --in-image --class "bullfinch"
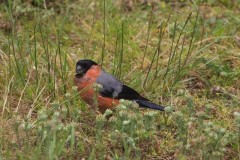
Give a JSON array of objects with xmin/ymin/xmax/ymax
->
[{"xmin": 74, "ymin": 59, "xmax": 165, "ymax": 113}]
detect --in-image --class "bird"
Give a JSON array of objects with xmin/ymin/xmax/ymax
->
[{"xmin": 74, "ymin": 59, "xmax": 166, "ymax": 113}]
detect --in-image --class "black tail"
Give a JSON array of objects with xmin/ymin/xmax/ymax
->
[{"xmin": 134, "ymin": 100, "xmax": 165, "ymax": 111}]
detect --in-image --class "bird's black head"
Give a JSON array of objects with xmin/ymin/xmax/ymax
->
[{"xmin": 75, "ymin": 59, "xmax": 98, "ymax": 76}]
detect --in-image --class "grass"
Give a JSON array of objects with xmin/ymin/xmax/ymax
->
[{"xmin": 0, "ymin": 0, "xmax": 240, "ymax": 159}]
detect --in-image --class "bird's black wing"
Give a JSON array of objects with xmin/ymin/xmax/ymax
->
[
  {"xmin": 116, "ymin": 85, "xmax": 149, "ymax": 101},
  {"xmin": 96, "ymin": 71, "xmax": 147, "ymax": 100}
]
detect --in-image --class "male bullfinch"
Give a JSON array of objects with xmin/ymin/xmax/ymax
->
[{"xmin": 74, "ymin": 59, "xmax": 165, "ymax": 113}]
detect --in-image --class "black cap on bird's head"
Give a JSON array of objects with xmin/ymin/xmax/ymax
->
[{"xmin": 75, "ymin": 59, "xmax": 98, "ymax": 76}]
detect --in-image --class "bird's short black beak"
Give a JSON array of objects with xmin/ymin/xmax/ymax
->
[{"xmin": 75, "ymin": 65, "xmax": 83, "ymax": 76}]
